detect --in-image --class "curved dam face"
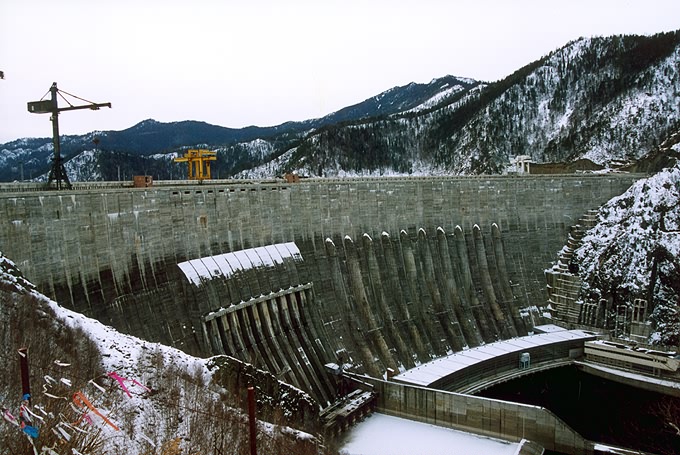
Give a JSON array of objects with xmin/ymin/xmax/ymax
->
[{"xmin": 0, "ymin": 175, "xmax": 640, "ymax": 404}]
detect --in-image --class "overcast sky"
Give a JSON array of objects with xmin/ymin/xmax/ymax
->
[{"xmin": 1, "ymin": 0, "xmax": 679, "ymax": 143}]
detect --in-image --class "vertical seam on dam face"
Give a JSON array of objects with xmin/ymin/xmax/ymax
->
[
  {"xmin": 325, "ymin": 237, "xmax": 382, "ymax": 378},
  {"xmin": 418, "ymin": 228, "xmax": 464, "ymax": 353},
  {"xmin": 362, "ymin": 233, "xmax": 415, "ymax": 370},
  {"xmin": 455, "ymin": 225, "xmax": 497, "ymax": 342},
  {"xmin": 380, "ymin": 231, "xmax": 430, "ymax": 364},
  {"xmin": 400, "ymin": 229, "xmax": 442, "ymax": 357},
  {"xmin": 491, "ymin": 223, "xmax": 528, "ymax": 336},
  {"xmin": 474, "ymin": 224, "xmax": 517, "ymax": 339},
  {"xmin": 343, "ymin": 235, "xmax": 399, "ymax": 373},
  {"xmin": 436, "ymin": 227, "xmax": 483, "ymax": 348},
  {"xmin": 0, "ymin": 175, "xmax": 642, "ymax": 404},
  {"xmin": 430, "ymin": 228, "xmax": 467, "ymax": 352}
]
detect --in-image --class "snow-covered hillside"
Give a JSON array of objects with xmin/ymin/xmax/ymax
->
[
  {"xmin": 575, "ymin": 158, "xmax": 680, "ymax": 345},
  {"xmin": 278, "ymin": 32, "xmax": 680, "ymax": 177},
  {"xmin": 487, "ymin": 36, "xmax": 680, "ymax": 166},
  {"xmin": 0, "ymin": 252, "xmax": 318, "ymax": 454}
]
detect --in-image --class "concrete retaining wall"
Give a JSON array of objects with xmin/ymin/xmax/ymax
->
[{"xmin": 358, "ymin": 376, "xmax": 592, "ymax": 455}]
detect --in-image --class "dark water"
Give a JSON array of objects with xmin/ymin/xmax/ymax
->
[{"xmin": 477, "ymin": 366, "xmax": 680, "ymax": 455}]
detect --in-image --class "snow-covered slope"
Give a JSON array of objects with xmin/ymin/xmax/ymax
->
[
  {"xmin": 0, "ymin": 252, "xmax": 317, "ymax": 454},
  {"xmin": 575, "ymin": 158, "xmax": 680, "ymax": 345},
  {"xmin": 278, "ymin": 32, "xmax": 680, "ymax": 177}
]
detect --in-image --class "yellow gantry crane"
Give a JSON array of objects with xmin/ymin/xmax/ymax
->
[{"xmin": 174, "ymin": 149, "xmax": 217, "ymax": 181}]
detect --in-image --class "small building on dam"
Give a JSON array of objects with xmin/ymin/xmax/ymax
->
[{"xmin": 0, "ymin": 174, "xmax": 648, "ymax": 453}]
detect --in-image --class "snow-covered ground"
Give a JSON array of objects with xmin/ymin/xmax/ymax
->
[{"xmin": 339, "ymin": 413, "xmax": 519, "ymax": 455}]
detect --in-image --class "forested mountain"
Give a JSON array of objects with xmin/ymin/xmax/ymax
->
[
  {"xmin": 0, "ymin": 76, "xmax": 480, "ymax": 182},
  {"xmin": 1, "ymin": 31, "xmax": 679, "ymax": 182},
  {"xmin": 261, "ymin": 31, "xmax": 680, "ymax": 178}
]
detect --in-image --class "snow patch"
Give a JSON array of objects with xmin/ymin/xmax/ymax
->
[{"xmin": 340, "ymin": 413, "xmax": 518, "ymax": 455}]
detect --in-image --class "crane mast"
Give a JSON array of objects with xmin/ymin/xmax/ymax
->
[{"xmin": 28, "ymin": 82, "xmax": 111, "ymax": 190}]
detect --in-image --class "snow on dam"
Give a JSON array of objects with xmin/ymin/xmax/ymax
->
[{"xmin": 0, "ymin": 175, "xmax": 641, "ymax": 405}]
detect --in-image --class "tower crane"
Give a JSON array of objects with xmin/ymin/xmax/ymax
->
[{"xmin": 28, "ymin": 82, "xmax": 111, "ymax": 190}]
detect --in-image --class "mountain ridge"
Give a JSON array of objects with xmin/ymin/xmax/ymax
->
[
  {"xmin": 0, "ymin": 75, "xmax": 479, "ymax": 181},
  {"xmin": 1, "ymin": 31, "xmax": 679, "ymax": 182},
  {"xmin": 280, "ymin": 32, "xmax": 680, "ymax": 177}
]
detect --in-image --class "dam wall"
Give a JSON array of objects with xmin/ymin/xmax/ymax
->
[{"xmin": 0, "ymin": 175, "xmax": 641, "ymax": 402}]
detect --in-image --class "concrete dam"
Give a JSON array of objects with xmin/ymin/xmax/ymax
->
[{"xmin": 0, "ymin": 175, "xmax": 640, "ymax": 408}]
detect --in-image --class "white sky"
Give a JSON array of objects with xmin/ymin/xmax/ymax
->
[{"xmin": 1, "ymin": 0, "xmax": 679, "ymax": 143}]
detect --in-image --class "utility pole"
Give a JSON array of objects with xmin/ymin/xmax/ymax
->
[
  {"xmin": 248, "ymin": 386, "xmax": 257, "ymax": 455},
  {"xmin": 28, "ymin": 82, "xmax": 111, "ymax": 190},
  {"xmin": 18, "ymin": 348, "xmax": 31, "ymax": 404}
]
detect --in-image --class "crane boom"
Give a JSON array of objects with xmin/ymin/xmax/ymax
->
[{"xmin": 54, "ymin": 102, "xmax": 112, "ymax": 113}]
